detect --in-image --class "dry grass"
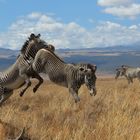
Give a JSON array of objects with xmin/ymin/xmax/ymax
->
[{"xmin": 0, "ymin": 78, "xmax": 140, "ymax": 140}]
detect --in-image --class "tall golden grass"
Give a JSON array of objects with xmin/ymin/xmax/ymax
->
[{"xmin": 0, "ymin": 78, "xmax": 140, "ymax": 140}]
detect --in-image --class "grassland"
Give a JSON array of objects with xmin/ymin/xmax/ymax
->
[{"xmin": 0, "ymin": 78, "xmax": 140, "ymax": 140}]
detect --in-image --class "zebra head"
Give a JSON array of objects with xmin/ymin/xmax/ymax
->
[
  {"xmin": 21, "ymin": 33, "xmax": 55, "ymax": 60},
  {"xmin": 115, "ymin": 66, "xmax": 128, "ymax": 79},
  {"xmin": 47, "ymin": 44, "xmax": 55, "ymax": 52},
  {"xmin": 79, "ymin": 64, "xmax": 97, "ymax": 96}
]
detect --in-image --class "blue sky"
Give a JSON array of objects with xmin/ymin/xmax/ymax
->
[{"xmin": 0, "ymin": 0, "xmax": 140, "ymax": 49}]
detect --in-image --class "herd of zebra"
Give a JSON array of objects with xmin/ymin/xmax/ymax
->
[
  {"xmin": 0, "ymin": 33, "xmax": 97, "ymax": 105},
  {"xmin": 0, "ymin": 33, "xmax": 139, "ymax": 106},
  {"xmin": 115, "ymin": 65, "xmax": 140, "ymax": 84}
]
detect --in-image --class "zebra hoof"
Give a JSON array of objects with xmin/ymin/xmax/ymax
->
[
  {"xmin": 94, "ymin": 91, "xmax": 97, "ymax": 96},
  {"xmin": 90, "ymin": 90, "xmax": 97, "ymax": 96},
  {"xmin": 75, "ymin": 98, "xmax": 80, "ymax": 103},
  {"xmin": 90, "ymin": 93, "xmax": 96, "ymax": 96},
  {"xmin": 0, "ymin": 103, "xmax": 3, "ymax": 107},
  {"xmin": 20, "ymin": 92, "xmax": 24, "ymax": 97},
  {"xmin": 33, "ymin": 88, "xmax": 37, "ymax": 93},
  {"xmin": 90, "ymin": 92, "xmax": 93, "ymax": 96}
]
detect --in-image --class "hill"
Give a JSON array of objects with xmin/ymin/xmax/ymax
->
[
  {"xmin": 1, "ymin": 46, "xmax": 140, "ymax": 74},
  {"xmin": 0, "ymin": 78, "xmax": 139, "ymax": 140},
  {"xmin": 0, "ymin": 48, "xmax": 18, "ymax": 56}
]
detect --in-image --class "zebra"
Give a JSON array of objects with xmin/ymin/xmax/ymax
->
[
  {"xmin": 115, "ymin": 65, "xmax": 140, "ymax": 84},
  {"xmin": 115, "ymin": 65, "xmax": 131, "ymax": 80},
  {"xmin": 25, "ymin": 49, "xmax": 97, "ymax": 103},
  {"xmin": 0, "ymin": 33, "xmax": 55, "ymax": 105}
]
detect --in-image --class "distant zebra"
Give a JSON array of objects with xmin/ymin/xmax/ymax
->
[
  {"xmin": 25, "ymin": 49, "xmax": 97, "ymax": 103},
  {"xmin": 115, "ymin": 65, "xmax": 140, "ymax": 84},
  {"xmin": 0, "ymin": 33, "xmax": 55, "ymax": 105}
]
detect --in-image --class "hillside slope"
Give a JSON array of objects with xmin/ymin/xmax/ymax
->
[{"xmin": 0, "ymin": 78, "xmax": 140, "ymax": 140}]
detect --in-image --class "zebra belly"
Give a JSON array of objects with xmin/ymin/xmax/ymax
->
[
  {"xmin": 49, "ymin": 75, "xmax": 68, "ymax": 87},
  {"xmin": 52, "ymin": 81, "xmax": 68, "ymax": 87},
  {"xmin": 4, "ymin": 77, "xmax": 25, "ymax": 89}
]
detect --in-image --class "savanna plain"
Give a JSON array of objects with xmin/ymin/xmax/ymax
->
[{"xmin": 0, "ymin": 77, "xmax": 140, "ymax": 140}]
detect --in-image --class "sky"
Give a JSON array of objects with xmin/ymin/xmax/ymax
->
[{"xmin": 0, "ymin": 0, "xmax": 140, "ymax": 50}]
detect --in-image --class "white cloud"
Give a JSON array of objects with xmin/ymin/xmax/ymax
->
[
  {"xmin": 92, "ymin": 21, "xmax": 140, "ymax": 47},
  {"xmin": 129, "ymin": 25, "xmax": 138, "ymax": 30},
  {"xmin": 0, "ymin": 12, "xmax": 140, "ymax": 49},
  {"xmin": 103, "ymin": 4, "xmax": 140, "ymax": 19},
  {"xmin": 97, "ymin": 0, "xmax": 140, "ymax": 19},
  {"xmin": 98, "ymin": 0, "xmax": 132, "ymax": 6},
  {"xmin": 27, "ymin": 12, "xmax": 41, "ymax": 19}
]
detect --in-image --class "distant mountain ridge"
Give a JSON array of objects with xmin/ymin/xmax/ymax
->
[
  {"xmin": 0, "ymin": 48, "xmax": 19, "ymax": 56},
  {"xmin": 1, "ymin": 42, "xmax": 140, "ymax": 53},
  {"xmin": 1, "ymin": 44, "xmax": 140, "ymax": 74},
  {"xmin": 57, "ymin": 44, "xmax": 140, "ymax": 52}
]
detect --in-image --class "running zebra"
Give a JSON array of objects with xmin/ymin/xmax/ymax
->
[{"xmin": 25, "ymin": 49, "xmax": 97, "ymax": 103}]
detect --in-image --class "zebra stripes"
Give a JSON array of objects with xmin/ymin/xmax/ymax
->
[
  {"xmin": 0, "ymin": 33, "xmax": 54, "ymax": 105},
  {"xmin": 116, "ymin": 65, "xmax": 140, "ymax": 84},
  {"xmin": 0, "ymin": 33, "xmax": 97, "ymax": 104},
  {"xmin": 27, "ymin": 49, "xmax": 97, "ymax": 103}
]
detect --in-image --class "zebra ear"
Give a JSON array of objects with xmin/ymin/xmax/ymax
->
[
  {"xmin": 48, "ymin": 44, "xmax": 55, "ymax": 52},
  {"xmin": 88, "ymin": 64, "xmax": 97, "ymax": 72},
  {"xmin": 122, "ymin": 67, "xmax": 127, "ymax": 71},
  {"xmin": 28, "ymin": 33, "xmax": 36, "ymax": 41},
  {"xmin": 37, "ymin": 33, "xmax": 41, "ymax": 38},
  {"xmin": 92, "ymin": 65, "xmax": 97, "ymax": 72},
  {"xmin": 30, "ymin": 33, "xmax": 35, "ymax": 39},
  {"xmin": 121, "ymin": 65, "xmax": 129, "ymax": 68}
]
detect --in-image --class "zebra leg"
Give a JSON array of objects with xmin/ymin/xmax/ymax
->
[
  {"xmin": 69, "ymin": 87, "xmax": 80, "ymax": 103},
  {"xmin": 130, "ymin": 78, "xmax": 133, "ymax": 83},
  {"xmin": 0, "ymin": 85, "xmax": 4, "ymax": 106},
  {"xmin": 127, "ymin": 77, "xmax": 133, "ymax": 84},
  {"xmin": 137, "ymin": 72, "xmax": 140, "ymax": 82},
  {"xmin": 26, "ymin": 65, "xmax": 44, "ymax": 93},
  {"xmin": 19, "ymin": 79, "xmax": 31, "ymax": 97},
  {"xmin": 19, "ymin": 68, "xmax": 32, "ymax": 97},
  {"xmin": 128, "ymin": 79, "xmax": 131, "ymax": 84},
  {"xmin": 0, "ymin": 90, "xmax": 13, "ymax": 106},
  {"xmin": 126, "ymin": 77, "xmax": 131, "ymax": 84},
  {"xmin": 32, "ymin": 74, "xmax": 43, "ymax": 93}
]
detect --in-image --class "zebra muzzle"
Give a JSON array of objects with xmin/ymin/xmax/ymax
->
[{"xmin": 89, "ymin": 88, "xmax": 96, "ymax": 96}]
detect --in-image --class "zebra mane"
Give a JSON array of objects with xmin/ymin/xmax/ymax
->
[
  {"xmin": 121, "ymin": 65, "xmax": 132, "ymax": 68},
  {"xmin": 47, "ymin": 49, "xmax": 65, "ymax": 63},
  {"xmin": 20, "ymin": 33, "xmax": 39, "ymax": 54},
  {"xmin": 20, "ymin": 39, "xmax": 29, "ymax": 54}
]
